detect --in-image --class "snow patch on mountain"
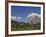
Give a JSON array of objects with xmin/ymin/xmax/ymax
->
[
  {"xmin": 27, "ymin": 13, "xmax": 40, "ymax": 18},
  {"xmin": 26, "ymin": 13, "xmax": 41, "ymax": 24}
]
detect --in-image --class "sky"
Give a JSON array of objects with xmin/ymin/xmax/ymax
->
[{"xmin": 11, "ymin": 6, "xmax": 41, "ymax": 22}]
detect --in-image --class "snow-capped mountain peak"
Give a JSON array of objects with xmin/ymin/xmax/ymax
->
[
  {"xmin": 26, "ymin": 13, "xmax": 41, "ymax": 24},
  {"xmin": 27, "ymin": 13, "xmax": 40, "ymax": 18}
]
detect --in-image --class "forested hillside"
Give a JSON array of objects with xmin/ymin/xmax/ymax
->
[{"xmin": 11, "ymin": 21, "xmax": 40, "ymax": 31}]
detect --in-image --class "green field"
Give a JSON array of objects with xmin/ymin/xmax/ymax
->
[{"xmin": 11, "ymin": 21, "xmax": 40, "ymax": 31}]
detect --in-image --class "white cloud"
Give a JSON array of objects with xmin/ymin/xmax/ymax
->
[
  {"xmin": 11, "ymin": 16, "xmax": 16, "ymax": 21},
  {"xmin": 11, "ymin": 16, "xmax": 22, "ymax": 22},
  {"xmin": 17, "ymin": 17, "xmax": 21, "ymax": 20},
  {"xmin": 16, "ymin": 17, "xmax": 22, "ymax": 22}
]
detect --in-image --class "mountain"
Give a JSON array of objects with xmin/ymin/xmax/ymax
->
[
  {"xmin": 11, "ymin": 13, "xmax": 41, "ymax": 24},
  {"xmin": 27, "ymin": 13, "xmax": 41, "ymax": 24}
]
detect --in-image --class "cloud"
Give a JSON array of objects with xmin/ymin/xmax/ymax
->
[
  {"xmin": 11, "ymin": 16, "xmax": 16, "ymax": 21},
  {"xmin": 11, "ymin": 16, "xmax": 22, "ymax": 22},
  {"xmin": 17, "ymin": 17, "xmax": 21, "ymax": 20},
  {"xmin": 16, "ymin": 17, "xmax": 22, "ymax": 22}
]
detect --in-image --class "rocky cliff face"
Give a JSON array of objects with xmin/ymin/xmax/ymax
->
[{"xmin": 27, "ymin": 13, "xmax": 41, "ymax": 24}]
